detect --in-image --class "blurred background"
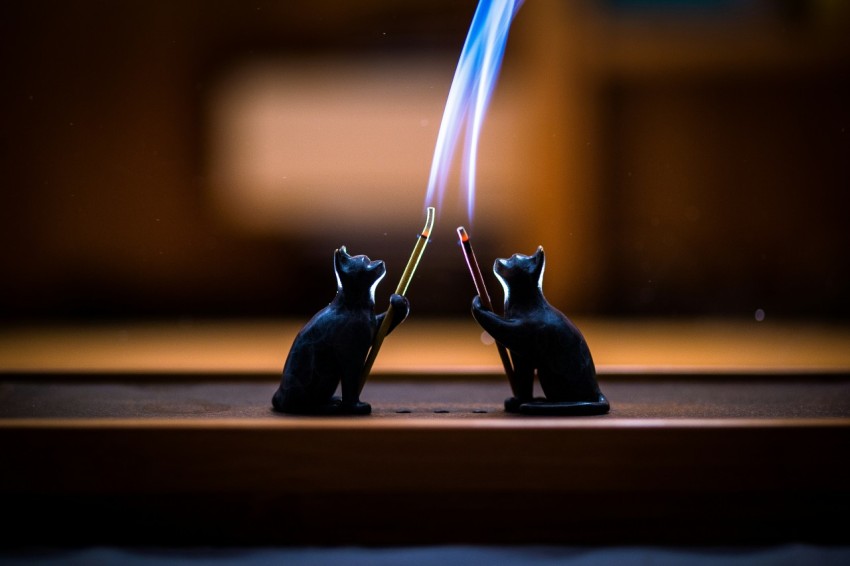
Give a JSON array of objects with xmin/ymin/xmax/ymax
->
[{"xmin": 2, "ymin": 0, "xmax": 849, "ymax": 323}]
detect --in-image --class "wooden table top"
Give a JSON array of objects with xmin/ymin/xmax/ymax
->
[{"xmin": 2, "ymin": 319, "xmax": 848, "ymax": 547}]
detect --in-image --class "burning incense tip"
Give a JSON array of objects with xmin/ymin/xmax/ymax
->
[
  {"xmin": 457, "ymin": 226, "xmax": 491, "ymax": 309},
  {"xmin": 421, "ymin": 208, "xmax": 435, "ymax": 237}
]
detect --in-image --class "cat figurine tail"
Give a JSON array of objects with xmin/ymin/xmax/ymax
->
[
  {"xmin": 272, "ymin": 246, "xmax": 409, "ymax": 415},
  {"xmin": 471, "ymin": 246, "xmax": 609, "ymax": 416}
]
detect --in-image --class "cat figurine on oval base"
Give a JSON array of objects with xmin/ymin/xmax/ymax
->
[
  {"xmin": 471, "ymin": 246, "xmax": 609, "ymax": 416},
  {"xmin": 272, "ymin": 246, "xmax": 409, "ymax": 416}
]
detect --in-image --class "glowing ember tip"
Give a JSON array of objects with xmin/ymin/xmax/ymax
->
[
  {"xmin": 457, "ymin": 226, "xmax": 470, "ymax": 243},
  {"xmin": 421, "ymin": 206, "xmax": 436, "ymax": 239}
]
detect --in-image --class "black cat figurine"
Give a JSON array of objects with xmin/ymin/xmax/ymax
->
[
  {"xmin": 272, "ymin": 246, "xmax": 409, "ymax": 415},
  {"xmin": 471, "ymin": 246, "xmax": 609, "ymax": 416}
]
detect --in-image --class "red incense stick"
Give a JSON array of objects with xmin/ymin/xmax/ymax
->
[{"xmin": 457, "ymin": 226, "xmax": 517, "ymax": 394}]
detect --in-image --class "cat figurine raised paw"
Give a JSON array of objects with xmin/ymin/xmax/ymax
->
[
  {"xmin": 471, "ymin": 246, "xmax": 609, "ymax": 416},
  {"xmin": 272, "ymin": 246, "xmax": 409, "ymax": 415}
]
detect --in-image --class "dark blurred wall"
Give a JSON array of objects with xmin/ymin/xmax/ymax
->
[
  {"xmin": 584, "ymin": 0, "xmax": 850, "ymax": 317},
  {"xmin": 2, "ymin": 0, "xmax": 849, "ymax": 321},
  {"xmin": 599, "ymin": 75, "xmax": 850, "ymax": 317},
  {"xmin": 0, "ymin": 1, "xmax": 477, "ymax": 321}
]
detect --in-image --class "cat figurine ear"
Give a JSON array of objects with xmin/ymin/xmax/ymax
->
[
  {"xmin": 272, "ymin": 246, "xmax": 409, "ymax": 415},
  {"xmin": 473, "ymin": 246, "xmax": 609, "ymax": 416}
]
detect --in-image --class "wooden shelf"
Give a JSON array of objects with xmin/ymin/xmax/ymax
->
[
  {"xmin": 2, "ymin": 368, "xmax": 849, "ymax": 547},
  {"xmin": 2, "ymin": 320, "xmax": 849, "ymax": 546}
]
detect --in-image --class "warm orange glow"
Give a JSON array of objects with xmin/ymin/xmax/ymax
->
[
  {"xmin": 421, "ymin": 222, "xmax": 434, "ymax": 240},
  {"xmin": 207, "ymin": 60, "xmax": 524, "ymax": 238}
]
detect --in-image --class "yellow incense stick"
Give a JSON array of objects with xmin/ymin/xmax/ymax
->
[{"xmin": 359, "ymin": 207, "xmax": 435, "ymax": 393}]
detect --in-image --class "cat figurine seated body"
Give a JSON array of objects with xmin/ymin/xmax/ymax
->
[
  {"xmin": 471, "ymin": 246, "xmax": 609, "ymax": 416},
  {"xmin": 272, "ymin": 246, "xmax": 409, "ymax": 415}
]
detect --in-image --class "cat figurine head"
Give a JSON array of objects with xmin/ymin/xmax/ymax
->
[
  {"xmin": 334, "ymin": 246, "xmax": 386, "ymax": 304},
  {"xmin": 494, "ymin": 246, "xmax": 545, "ymax": 303}
]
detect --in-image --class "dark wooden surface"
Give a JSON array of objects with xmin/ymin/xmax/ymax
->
[
  {"xmin": 2, "ymin": 371, "xmax": 849, "ymax": 547},
  {"xmin": 2, "ymin": 371, "xmax": 850, "ymax": 419},
  {"xmin": 2, "ymin": 320, "xmax": 849, "ymax": 546}
]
